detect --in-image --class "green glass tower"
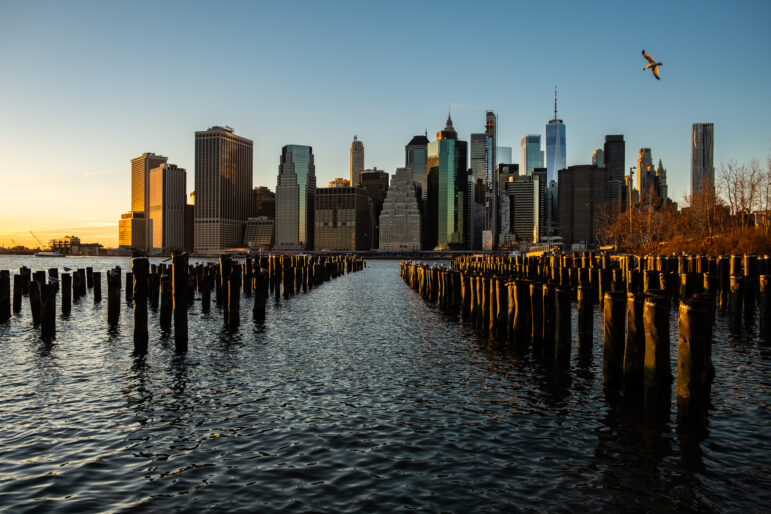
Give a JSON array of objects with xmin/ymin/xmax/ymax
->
[{"xmin": 426, "ymin": 115, "xmax": 467, "ymax": 250}]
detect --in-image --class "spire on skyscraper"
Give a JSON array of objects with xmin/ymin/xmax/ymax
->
[{"xmin": 553, "ymin": 85, "xmax": 558, "ymax": 122}]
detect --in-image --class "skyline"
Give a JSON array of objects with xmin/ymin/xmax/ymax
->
[{"xmin": 2, "ymin": 1, "xmax": 770, "ymax": 247}]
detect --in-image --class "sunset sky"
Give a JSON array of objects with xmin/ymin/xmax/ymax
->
[{"xmin": 1, "ymin": 0, "xmax": 770, "ymax": 248}]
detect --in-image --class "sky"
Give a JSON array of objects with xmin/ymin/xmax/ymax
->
[{"xmin": 1, "ymin": 0, "xmax": 770, "ymax": 247}]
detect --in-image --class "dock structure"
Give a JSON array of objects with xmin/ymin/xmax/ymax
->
[{"xmin": 401, "ymin": 252, "xmax": 770, "ymax": 419}]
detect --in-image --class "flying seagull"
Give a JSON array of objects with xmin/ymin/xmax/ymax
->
[{"xmin": 642, "ymin": 49, "xmax": 662, "ymax": 80}]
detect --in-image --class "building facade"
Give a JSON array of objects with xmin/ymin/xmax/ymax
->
[
  {"xmin": 118, "ymin": 211, "xmax": 148, "ymax": 250},
  {"xmin": 426, "ymin": 115, "xmax": 467, "ymax": 250},
  {"xmin": 275, "ymin": 144, "xmax": 316, "ymax": 250},
  {"xmin": 314, "ymin": 187, "xmax": 371, "ymax": 251},
  {"xmin": 405, "ymin": 135, "xmax": 429, "ymax": 199},
  {"xmin": 253, "ymin": 186, "xmax": 276, "ymax": 218},
  {"xmin": 194, "ymin": 126, "xmax": 253, "ymax": 252},
  {"xmin": 149, "ymin": 163, "xmax": 186, "ymax": 253},
  {"xmin": 503, "ymin": 173, "xmax": 543, "ymax": 244},
  {"xmin": 359, "ymin": 168, "xmax": 390, "ymax": 248},
  {"xmin": 328, "ymin": 178, "xmax": 351, "ymax": 188},
  {"xmin": 520, "ymin": 135, "xmax": 543, "ymax": 176},
  {"xmin": 130, "ymin": 152, "xmax": 167, "ymax": 250},
  {"xmin": 558, "ymin": 165, "xmax": 608, "ymax": 248},
  {"xmin": 350, "ymin": 136, "xmax": 365, "ymax": 187},
  {"xmin": 603, "ymin": 135, "xmax": 625, "ymax": 205},
  {"xmin": 379, "ymin": 167, "xmax": 422, "ymax": 251},
  {"xmin": 243, "ymin": 217, "xmax": 274, "ymax": 250},
  {"xmin": 691, "ymin": 122, "xmax": 715, "ymax": 198}
]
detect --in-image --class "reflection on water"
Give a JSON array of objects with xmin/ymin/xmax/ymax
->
[{"xmin": 0, "ymin": 256, "xmax": 769, "ymax": 511}]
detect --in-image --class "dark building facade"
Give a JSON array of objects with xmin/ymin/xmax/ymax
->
[
  {"xmin": 314, "ymin": 187, "xmax": 371, "ymax": 251},
  {"xmin": 406, "ymin": 135, "xmax": 429, "ymax": 201},
  {"xmin": 558, "ymin": 165, "xmax": 608, "ymax": 248},
  {"xmin": 604, "ymin": 135, "xmax": 625, "ymax": 205},
  {"xmin": 253, "ymin": 186, "xmax": 276, "ymax": 218},
  {"xmin": 359, "ymin": 168, "xmax": 389, "ymax": 248}
]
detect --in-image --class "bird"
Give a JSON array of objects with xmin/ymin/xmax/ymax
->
[{"xmin": 642, "ymin": 49, "xmax": 662, "ymax": 80}]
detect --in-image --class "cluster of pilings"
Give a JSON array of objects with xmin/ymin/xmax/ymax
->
[
  {"xmin": 401, "ymin": 252, "xmax": 771, "ymax": 419},
  {"xmin": 0, "ymin": 254, "xmax": 365, "ymax": 354}
]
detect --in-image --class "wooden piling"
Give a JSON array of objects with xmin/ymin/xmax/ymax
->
[
  {"xmin": 677, "ymin": 297, "xmax": 714, "ymax": 418},
  {"xmin": 61, "ymin": 273, "xmax": 71, "ymax": 314},
  {"xmin": 0, "ymin": 270, "xmax": 9, "ymax": 322},
  {"xmin": 107, "ymin": 269, "xmax": 121, "ymax": 326},
  {"xmin": 125, "ymin": 272, "xmax": 133, "ymax": 302},
  {"xmin": 173, "ymin": 253, "xmax": 188, "ymax": 352},
  {"xmin": 554, "ymin": 286, "xmax": 571, "ymax": 365},
  {"xmin": 92, "ymin": 272, "xmax": 101, "ymax": 302},
  {"xmin": 228, "ymin": 265, "xmax": 241, "ymax": 327},
  {"xmin": 623, "ymin": 292, "xmax": 646, "ymax": 400},
  {"xmin": 13, "ymin": 274, "xmax": 22, "ymax": 314},
  {"xmin": 542, "ymin": 284, "xmax": 555, "ymax": 360},
  {"xmin": 253, "ymin": 268, "xmax": 269, "ymax": 321},
  {"xmin": 577, "ymin": 284, "xmax": 593, "ymax": 352},
  {"xmin": 29, "ymin": 276, "xmax": 42, "ymax": 325},
  {"xmin": 160, "ymin": 273, "xmax": 172, "ymax": 332},
  {"xmin": 602, "ymin": 291, "xmax": 626, "ymax": 389},
  {"xmin": 133, "ymin": 258, "xmax": 149, "ymax": 355},
  {"xmin": 643, "ymin": 294, "xmax": 672, "ymax": 414},
  {"xmin": 39, "ymin": 281, "xmax": 56, "ymax": 341},
  {"xmin": 86, "ymin": 266, "xmax": 94, "ymax": 289}
]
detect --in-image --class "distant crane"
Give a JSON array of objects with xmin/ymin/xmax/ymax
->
[{"xmin": 29, "ymin": 230, "xmax": 44, "ymax": 249}]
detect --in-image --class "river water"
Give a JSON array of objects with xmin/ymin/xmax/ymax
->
[{"xmin": 0, "ymin": 256, "xmax": 769, "ymax": 512}]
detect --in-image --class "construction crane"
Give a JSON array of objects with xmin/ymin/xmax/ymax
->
[{"xmin": 29, "ymin": 230, "xmax": 44, "ymax": 248}]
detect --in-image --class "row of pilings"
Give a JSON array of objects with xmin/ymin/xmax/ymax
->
[
  {"xmin": 0, "ymin": 254, "xmax": 366, "ymax": 355},
  {"xmin": 401, "ymin": 252, "xmax": 771, "ymax": 420}
]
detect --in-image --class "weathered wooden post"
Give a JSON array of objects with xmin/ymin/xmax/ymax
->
[
  {"xmin": 228, "ymin": 265, "xmax": 241, "ymax": 327},
  {"xmin": 61, "ymin": 273, "xmax": 72, "ymax": 314},
  {"xmin": 48, "ymin": 268, "xmax": 59, "ymax": 293},
  {"xmin": 623, "ymin": 292, "xmax": 646, "ymax": 401},
  {"xmin": 513, "ymin": 279, "xmax": 531, "ymax": 345},
  {"xmin": 73, "ymin": 269, "xmax": 85, "ymax": 300},
  {"xmin": 530, "ymin": 283, "xmax": 543, "ymax": 350},
  {"xmin": 243, "ymin": 257, "xmax": 252, "ymax": 297},
  {"xmin": 677, "ymin": 296, "xmax": 714, "ymax": 419},
  {"xmin": 91, "ymin": 271, "xmax": 101, "ymax": 302},
  {"xmin": 86, "ymin": 266, "xmax": 94, "ymax": 289},
  {"xmin": 133, "ymin": 258, "xmax": 149, "ymax": 355},
  {"xmin": 542, "ymin": 283, "xmax": 556, "ymax": 360},
  {"xmin": 253, "ymin": 268, "xmax": 269, "ymax": 321},
  {"xmin": 29, "ymin": 274, "xmax": 42, "ymax": 325},
  {"xmin": 602, "ymin": 291, "xmax": 626, "ymax": 389},
  {"xmin": 201, "ymin": 267, "xmax": 211, "ymax": 313},
  {"xmin": 0, "ymin": 270, "xmax": 10, "ymax": 323},
  {"xmin": 760, "ymin": 274, "xmax": 770, "ymax": 339},
  {"xmin": 39, "ymin": 280, "xmax": 56, "ymax": 341},
  {"xmin": 125, "ymin": 272, "xmax": 133, "ymax": 302},
  {"xmin": 644, "ymin": 294, "xmax": 672, "ymax": 415},
  {"xmin": 577, "ymin": 284, "xmax": 593, "ymax": 353},
  {"xmin": 107, "ymin": 269, "xmax": 121, "ymax": 326},
  {"xmin": 172, "ymin": 253, "xmax": 188, "ymax": 352},
  {"xmin": 12, "ymin": 274, "xmax": 23, "ymax": 314},
  {"xmin": 159, "ymin": 273, "xmax": 173, "ymax": 332},
  {"xmin": 555, "ymin": 286, "xmax": 572, "ymax": 366},
  {"xmin": 728, "ymin": 274, "xmax": 743, "ymax": 317}
]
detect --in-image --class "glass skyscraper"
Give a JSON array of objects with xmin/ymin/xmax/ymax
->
[
  {"xmin": 426, "ymin": 115, "xmax": 467, "ymax": 250},
  {"xmin": 545, "ymin": 120, "xmax": 565, "ymax": 185},
  {"xmin": 405, "ymin": 135, "xmax": 429, "ymax": 201},
  {"xmin": 275, "ymin": 144, "xmax": 316, "ymax": 250},
  {"xmin": 520, "ymin": 135, "xmax": 543, "ymax": 176}
]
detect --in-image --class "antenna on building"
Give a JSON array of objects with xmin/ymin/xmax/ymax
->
[{"xmin": 553, "ymin": 85, "xmax": 558, "ymax": 121}]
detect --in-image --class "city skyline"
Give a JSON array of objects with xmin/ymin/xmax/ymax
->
[{"xmin": 1, "ymin": 1, "xmax": 770, "ymax": 247}]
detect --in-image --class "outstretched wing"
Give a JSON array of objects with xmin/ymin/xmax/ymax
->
[
  {"xmin": 652, "ymin": 65, "xmax": 661, "ymax": 80},
  {"xmin": 642, "ymin": 49, "xmax": 656, "ymax": 64}
]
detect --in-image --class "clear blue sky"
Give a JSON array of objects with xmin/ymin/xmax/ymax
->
[{"xmin": 1, "ymin": 0, "xmax": 770, "ymax": 246}]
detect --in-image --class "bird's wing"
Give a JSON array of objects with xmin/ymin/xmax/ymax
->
[
  {"xmin": 642, "ymin": 49, "xmax": 656, "ymax": 64},
  {"xmin": 652, "ymin": 66, "xmax": 661, "ymax": 80}
]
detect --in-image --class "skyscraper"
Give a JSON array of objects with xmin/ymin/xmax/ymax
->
[
  {"xmin": 426, "ymin": 115, "xmax": 467, "ymax": 250},
  {"xmin": 359, "ymin": 168, "xmax": 390, "ymax": 248},
  {"xmin": 520, "ymin": 135, "xmax": 543, "ymax": 176},
  {"xmin": 130, "ymin": 152, "xmax": 167, "ymax": 250},
  {"xmin": 149, "ymin": 163, "xmax": 186, "ymax": 253},
  {"xmin": 253, "ymin": 186, "xmax": 276, "ymax": 218},
  {"xmin": 194, "ymin": 126, "xmax": 253, "ymax": 253},
  {"xmin": 350, "ymin": 136, "xmax": 364, "ymax": 187},
  {"xmin": 275, "ymin": 144, "xmax": 316, "ymax": 250},
  {"xmin": 545, "ymin": 89, "xmax": 566, "ymax": 185},
  {"xmin": 603, "ymin": 135, "xmax": 625, "ymax": 205},
  {"xmin": 314, "ymin": 187, "xmax": 371, "ymax": 251},
  {"xmin": 691, "ymin": 123, "xmax": 715, "ymax": 198},
  {"xmin": 558, "ymin": 165, "xmax": 608, "ymax": 248},
  {"xmin": 379, "ymin": 167, "xmax": 422, "ymax": 251},
  {"xmin": 470, "ymin": 133, "xmax": 492, "ymax": 183},
  {"xmin": 485, "ymin": 112, "xmax": 498, "ymax": 248},
  {"xmin": 496, "ymin": 146, "xmax": 512, "ymax": 167},
  {"xmin": 637, "ymin": 148, "xmax": 654, "ymax": 202},
  {"xmin": 406, "ymin": 134, "xmax": 429, "ymax": 199},
  {"xmin": 592, "ymin": 149, "xmax": 604, "ymax": 167}
]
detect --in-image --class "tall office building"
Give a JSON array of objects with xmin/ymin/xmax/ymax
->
[
  {"xmin": 603, "ymin": 135, "xmax": 625, "ymax": 205},
  {"xmin": 350, "ymin": 136, "xmax": 365, "ymax": 187},
  {"xmin": 426, "ymin": 115, "xmax": 468, "ymax": 250},
  {"xmin": 470, "ymin": 133, "xmax": 492, "ymax": 183},
  {"xmin": 149, "ymin": 163, "xmax": 186, "ymax": 253},
  {"xmin": 406, "ymin": 134, "xmax": 429, "ymax": 199},
  {"xmin": 558, "ymin": 165, "xmax": 608, "ymax": 248},
  {"xmin": 253, "ymin": 186, "xmax": 276, "ymax": 218},
  {"xmin": 545, "ymin": 89, "xmax": 566, "ymax": 185},
  {"xmin": 691, "ymin": 123, "xmax": 715, "ymax": 198},
  {"xmin": 360, "ymin": 168, "xmax": 390, "ymax": 248},
  {"xmin": 379, "ymin": 167, "xmax": 422, "ymax": 251},
  {"xmin": 130, "ymin": 152, "xmax": 168, "ymax": 250},
  {"xmin": 485, "ymin": 111, "xmax": 498, "ymax": 247},
  {"xmin": 496, "ymin": 146, "xmax": 512, "ymax": 167},
  {"xmin": 194, "ymin": 126, "xmax": 253, "ymax": 252},
  {"xmin": 502, "ymin": 173, "xmax": 543, "ymax": 244},
  {"xmin": 656, "ymin": 159, "xmax": 668, "ymax": 202},
  {"xmin": 592, "ymin": 149, "xmax": 604, "ymax": 167},
  {"xmin": 118, "ymin": 211, "xmax": 148, "ymax": 250},
  {"xmin": 520, "ymin": 135, "xmax": 543, "ymax": 176},
  {"xmin": 497, "ymin": 163, "xmax": 519, "ymax": 243},
  {"xmin": 637, "ymin": 148, "xmax": 655, "ymax": 202},
  {"xmin": 275, "ymin": 144, "xmax": 316, "ymax": 250},
  {"xmin": 314, "ymin": 187, "xmax": 371, "ymax": 251}
]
